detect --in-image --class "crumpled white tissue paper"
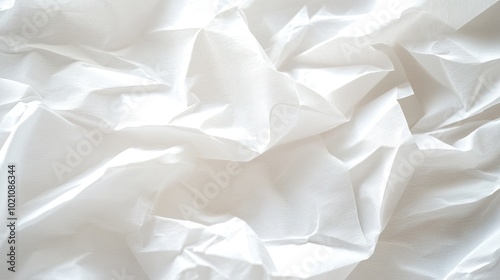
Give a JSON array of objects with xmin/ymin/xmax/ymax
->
[{"xmin": 1, "ymin": 0, "xmax": 499, "ymax": 279}]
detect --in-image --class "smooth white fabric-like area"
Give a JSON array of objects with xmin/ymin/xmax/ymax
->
[{"xmin": 1, "ymin": 0, "xmax": 499, "ymax": 279}]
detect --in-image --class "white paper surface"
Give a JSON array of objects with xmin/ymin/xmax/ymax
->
[{"xmin": 0, "ymin": 0, "xmax": 499, "ymax": 279}]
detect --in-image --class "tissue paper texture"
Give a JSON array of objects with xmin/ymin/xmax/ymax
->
[{"xmin": 0, "ymin": 0, "xmax": 499, "ymax": 279}]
